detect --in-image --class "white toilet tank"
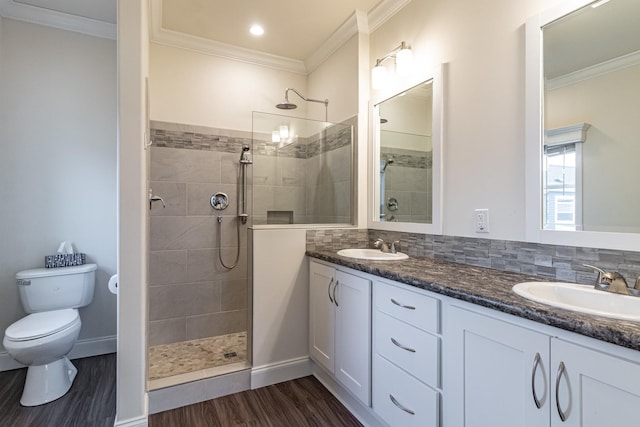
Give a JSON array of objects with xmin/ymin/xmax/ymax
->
[{"xmin": 16, "ymin": 264, "xmax": 97, "ymax": 313}]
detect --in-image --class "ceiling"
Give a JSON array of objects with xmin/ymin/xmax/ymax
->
[
  {"xmin": 0, "ymin": 0, "xmax": 393, "ymax": 68},
  {"xmin": 543, "ymin": 0, "xmax": 640, "ymax": 79},
  {"xmin": 161, "ymin": 0, "xmax": 381, "ymax": 61}
]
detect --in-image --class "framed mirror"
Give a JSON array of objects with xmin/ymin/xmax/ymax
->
[
  {"xmin": 525, "ymin": 0, "xmax": 640, "ymax": 250},
  {"xmin": 368, "ymin": 65, "xmax": 444, "ymax": 234}
]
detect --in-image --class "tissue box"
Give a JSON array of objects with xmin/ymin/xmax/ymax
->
[{"xmin": 44, "ymin": 253, "xmax": 86, "ymax": 268}]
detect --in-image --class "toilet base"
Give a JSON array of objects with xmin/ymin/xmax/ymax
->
[{"xmin": 20, "ymin": 356, "xmax": 78, "ymax": 406}]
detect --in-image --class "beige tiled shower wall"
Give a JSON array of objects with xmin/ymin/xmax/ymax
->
[
  {"xmin": 148, "ymin": 121, "xmax": 249, "ymax": 346},
  {"xmin": 381, "ymin": 147, "xmax": 432, "ymax": 223}
]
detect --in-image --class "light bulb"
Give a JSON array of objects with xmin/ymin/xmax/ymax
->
[
  {"xmin": 272, "ymin": 130, "xmax": 280, "ymax": 143},
  {"xmin": 279, "ymin": 124, "xmax": 289, "ymax": 139},
  {"xmin": 395, "ymin": 47, "xmax": 413, "ymax": 77},
  {"xmin": 372, "ymin": 65, "xmax": 388, "ymax": 90}
]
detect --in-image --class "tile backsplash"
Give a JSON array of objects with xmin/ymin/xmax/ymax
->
[{"xmin": 306, "ymin": 229, "xmax": 640, "ymax": 286}]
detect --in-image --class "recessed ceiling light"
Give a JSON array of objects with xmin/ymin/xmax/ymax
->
[{"xmin": 250, "ymin": 24, "xmax": 264, "ymax": 36}]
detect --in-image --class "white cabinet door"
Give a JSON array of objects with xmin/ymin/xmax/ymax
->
[
  {"xmin": 551, "ymin": 338, "xmax": 640, "ymax": 427},
  {"xmin": 335, "ymin": 269, "xmax": 371, "ymax": 406},
  {"xmin": 309, "ymin": 261, "xmax": 336, "ymax": 372},
  {"xmin": 446, "ymin": 305, "xmax": 550, "ymax": 427}
]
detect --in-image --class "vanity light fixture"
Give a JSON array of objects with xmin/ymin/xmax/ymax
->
[{"xmin": 372, "ymin": 41, "xmax": 413, "ymax": 90}]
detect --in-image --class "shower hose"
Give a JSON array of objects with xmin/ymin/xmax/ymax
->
[{"xmin": 217, "ymin": 216, "xmax": 241, "ymax": 270}]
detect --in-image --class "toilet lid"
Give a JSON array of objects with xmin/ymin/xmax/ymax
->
[{"xmin": 5, "ymin": 309, "xmax": 79, "ymax": 342}]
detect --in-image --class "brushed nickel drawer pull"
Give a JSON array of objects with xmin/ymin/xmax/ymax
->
[
  {"xmin": 531, "ymin": 352, "xmax": 542, "ymax": 409},
  {"xmin": 391, "ymin": 337, "xmax": 416, "ymax": 353},
  {"xmin": 390, "ymin": 298, "xmax": 416, "ymax": 310},
  {"xmin": 389, "ymin": 394, "xmax": 415, "ymax": 415},
  {"xmin": 555, "ymin": 361, "xmax": 567, "ymax": 422}
]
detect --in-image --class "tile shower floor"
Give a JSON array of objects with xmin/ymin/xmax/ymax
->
[{"xmin": 148, "ymin": 332, "xmax": 247, "ymax": 382}]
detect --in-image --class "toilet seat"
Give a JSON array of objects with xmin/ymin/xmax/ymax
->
[{"xmin": 4, "ymin": 309, "xmax": 79, "ymax": 342}]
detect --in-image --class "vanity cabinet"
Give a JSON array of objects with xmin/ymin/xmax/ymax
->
[
  {"xmin": 309, "ymin": 260, "xmax": 371, "ymax": 406},
  {"xmin": 551, "ymin": 338, "xmax": 640, "ymax": 427},
  {"xmin": 446, "ymin": 304, "xmax": 640, "ymax": 427},
  {"xmin": 372, "ymin": 280, "xmax": 441, "ymax": 426}
]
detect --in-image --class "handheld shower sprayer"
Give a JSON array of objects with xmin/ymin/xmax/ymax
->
[{"xmin": 240, "ymin": 144, "xmax": 252, "ymax": 164}]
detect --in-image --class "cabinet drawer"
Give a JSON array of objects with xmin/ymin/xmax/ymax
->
[
  {"xmin": 375, "ymin": 280, "xmax": 439, "ymax": 334},
  {"xmin": 375, "ymin": 311, "xmax": 440, "ymax": 387},
  {"xmin": 373, "ymin": 354, "xmax": 439, "ymax": 427}
]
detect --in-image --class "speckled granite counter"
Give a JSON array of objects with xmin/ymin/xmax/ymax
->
[{"xmin": 307, "ymin": 250, "xmax": 640, "ymax": 352}]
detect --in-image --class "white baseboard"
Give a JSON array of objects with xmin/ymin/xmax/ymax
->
[
  {"xmin": 250, "ymin": 356, "xmax": 312, "ymax": 389},
  {"xmin": 0, "ymin": 335, "xmax": 117, "ymax": 372},
  {"xmin": 113, "ymin": 415, "xmax": 148, "ymax": 427}
]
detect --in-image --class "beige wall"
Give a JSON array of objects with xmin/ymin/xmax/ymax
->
[
  {"xmin": 307, "ymin": 34, "xmax": 360, "ymax": 123},
  {"xmin": 545, "ymin": 64, "xmax": 640, "ymax": 233},
  {"xmin": 150, "ymin": 43, "xmax": 308, "ymax": 132},
  {"xmin": 0, "ymin": 18, "xmax": 117, "ymax": 356}
]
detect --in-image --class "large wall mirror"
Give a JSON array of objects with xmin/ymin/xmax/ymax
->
[
  {"xmin": 369, "ymin": 65, "xmax": 444, "ymax": 234},
  {"xmin": 525, "ymin": 0, "xmax": 640, "ymax": 250}
]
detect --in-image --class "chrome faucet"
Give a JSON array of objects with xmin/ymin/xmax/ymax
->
[
  {"xmin": 374, "ymin": 238, "xmax": 389, "ymax": 253},
  {"xmin": 584, "ymin": 264, "xmax": 634, "ymax": 296},
  {"xmin": 374, "ymin": 238, "xmax": 400, "ymax": 254}
]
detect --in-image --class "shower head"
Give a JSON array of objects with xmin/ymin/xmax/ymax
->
[
  {"xmin": 381, "ymin": 158, "xmax": 394, "ymax": 172},
  {"xmin": 240, "ymin": 144, "xmax": 252, "ymax": 164},
  {"xmin": 276, "ymin": 99, "xmax": 297, "ymax": 110},
  {"xmin": 275, "ymin": 88, "xmax": 328, "ymax": 121}
]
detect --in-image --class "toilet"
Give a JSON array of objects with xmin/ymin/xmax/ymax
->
[{"xmin": 3, "ymin": 263, "xmax": 97, "ymax": 406}]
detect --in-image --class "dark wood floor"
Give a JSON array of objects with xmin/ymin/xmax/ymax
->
[
  {"xmin": 149, "ymin": 375, "xmax": 363, "ymax": 427},
  {"xmin": 0, "ymin": 353, "xmax": 116, "ymax": 427}
]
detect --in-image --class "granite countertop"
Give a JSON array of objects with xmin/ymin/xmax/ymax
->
[{"xmin": 306, "ymin": 250, "xmax": 640, "ymax": 352}]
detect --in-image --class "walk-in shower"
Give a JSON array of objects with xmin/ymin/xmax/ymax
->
[{"xmin": 147, "ymin": 123, "xmax": 252, "ymax": 389}]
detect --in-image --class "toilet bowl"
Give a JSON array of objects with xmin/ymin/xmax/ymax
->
[
  {"xmin": 3, "ymin": 309, "xmax": 82, "ymax": 406},
  {"xmin": 3, "ymin": 263, "xmax": 96, "ymax": 407}
]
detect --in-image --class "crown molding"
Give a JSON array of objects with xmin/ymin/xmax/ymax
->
[
  {"xmin": 149, "ymin": 0, "xmax": 306, "ymax": 74},
  {"xmin": 304, "ymin": 10, "xmax": 368, "ymax": 74},
  {"xmin": 367, "ymin": 0, "xmax": 413, "ymax": 33},
  {"xmin": 148, "ymin": 0, "xmax": 410, "ymax": 76},
  {"xmin": 546, "ymin": 50, "xmax": 640, "ymax": 90},
  {"xmin": 0, "ymin": 0, "xmax": 115, "ymax": 39}
]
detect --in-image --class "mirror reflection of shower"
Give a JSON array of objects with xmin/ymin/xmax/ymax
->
[{"xmin": 380, "ymin": 157, "xmax": 394, "ymax": 221}]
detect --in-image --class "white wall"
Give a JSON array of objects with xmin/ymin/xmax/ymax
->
[
  {"xmin": 370, "ymin": 0, "xmax": 567, "ymax": 240},
  {"xmin": 0, "ymin": 18, "xmax": 117, "ymax": 355},
  {"xmin": 251, "ymin": 228, "xmax": 309, "ymax": 371},
  {"xmin": 116, "ymin": 0, "xmax": 149, "ymax": 424}
]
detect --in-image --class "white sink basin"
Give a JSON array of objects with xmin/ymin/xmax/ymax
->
[
  {"xmin": 513, "ymin": 281, "xmax": 640, "ymax": 322},
  {"xmin": 337, "ymin": 248, "xmax": 409, "ymax": 261}
]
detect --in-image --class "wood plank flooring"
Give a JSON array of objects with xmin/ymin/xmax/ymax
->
[
  {"xmin": 0, "ymin": 353, "xmax": 116, "ymax": 427},
  {"xmin": 149, "ymin": 375, "xmax": 363, "ymax": 427}
]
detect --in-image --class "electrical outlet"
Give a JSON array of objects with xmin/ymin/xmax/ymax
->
[{"xmin": 475, "ymin": 209, "xmax": 490, "ymax": 233}]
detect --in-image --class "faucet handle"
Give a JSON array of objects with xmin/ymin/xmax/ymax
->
[
  {"xmin": 390, "ymin": 241, "xmax": 400, "ymax": 254},
  {"xmin": 583, "ymin": 264, "xmax": 608, "ymax": 285},
  {"xmin": 374, "ymin": 238, "xmax": 390, "ymax": 253},
  {"xmin": 635, "ymin": 276, "xmax": 640, "ymax": 290}
]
